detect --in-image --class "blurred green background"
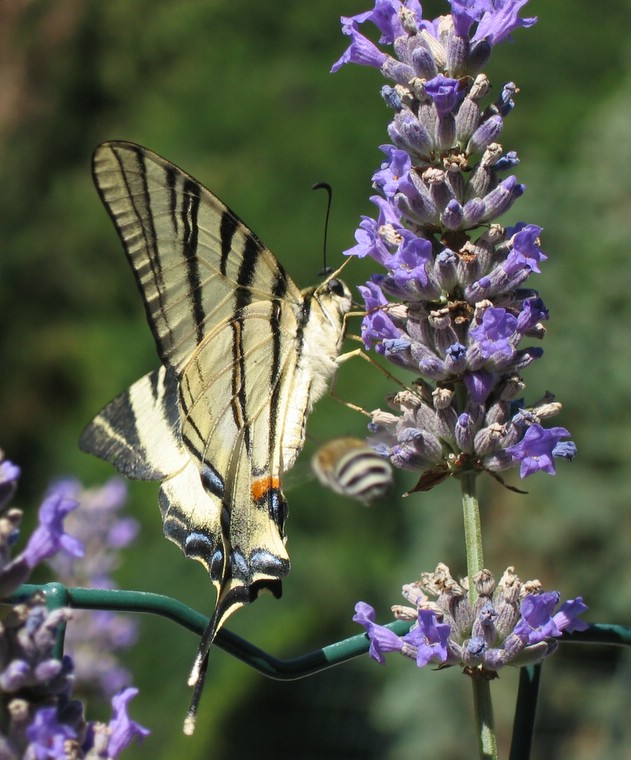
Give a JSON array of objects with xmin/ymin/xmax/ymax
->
[{"xmin": 2, "ymin": 0, "xmax": 631, "ymax": 757}]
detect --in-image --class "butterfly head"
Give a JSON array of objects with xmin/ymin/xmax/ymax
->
[
  {"xmin": 315, "ymin": 275, "xmax": 353, "ymax": 323},
  {"xmin": 316, "ymin": 256, "xmax": 353, "ymax": 313}
]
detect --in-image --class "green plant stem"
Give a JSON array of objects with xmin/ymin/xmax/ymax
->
[
  {"xmin": 460, "ymin": 471, "xmax": 484, "ymax": 602},
  {"xmin": 472, "ymin": 677, "xmax": 499, "ymax": 760},
  {"xmin": 460, "ymin": 472, "xmax": 498, "ymax": 760}
]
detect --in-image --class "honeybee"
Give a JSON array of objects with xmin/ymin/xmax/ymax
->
[{"xmin": 311, "ymin": 437, "xmax": 393, "ymax": 505}]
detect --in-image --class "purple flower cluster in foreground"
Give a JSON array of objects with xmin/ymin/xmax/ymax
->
[
  {"xmin": 354, "ymin": 563, "xmax": 588, "ymax": 672},
  {"xmin": 47, "ymin": 478, "xmax": 140, "ymax": 697},
  {"xmin": 0, "ymin": 451, "xmax": 148, "ymax": 758},
  {"xmin": 333, "ymin": 0, "xmax": 575, "ymax": 489}
]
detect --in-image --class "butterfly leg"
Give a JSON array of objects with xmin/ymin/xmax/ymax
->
[
  {"xmin": 329, "ymin": 391, "xmax": 373, "ymax": 417},
  {"xmin": 337, "ymin": 339, "xmax": 408, "ymax": 390},
  {"xmin": 326, "ymin": 343, "xmax": 406, "ymax": 417}
]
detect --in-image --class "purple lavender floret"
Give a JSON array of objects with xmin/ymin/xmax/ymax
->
[
  {"xmin": 0, "ymin": 455, "xmax": 20, "ymax": 512},
  {"xmin": 506, "ymin": 424, "xmax": 576, "ymax": 478},
  {"xmin": 104, "ymin": 688, "xmax": 150, "ymax": 758},
  {"xmin": 333, "ymin": 0, "xmax": 574, "ymax": 488},
  {"xmin": 354, "ymin": 564, "xmax": 588, "ymax": 673},
  {"xmin": 25, "ymin": 706, "xmax": 78, "ymax": 758},
  {"xmin": 23, "ymin": 490, "xmax": 84, "ymax": 570},
  {"xmin": 46, "ymin": 478, "xmax": 136, "ymax": 587}
]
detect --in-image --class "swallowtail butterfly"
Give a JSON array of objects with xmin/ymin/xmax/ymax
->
[{"xmin": 80, "ymin": 142, "xmax": 352, "ymax": 732}]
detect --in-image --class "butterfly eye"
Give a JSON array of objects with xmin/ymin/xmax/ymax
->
[{"xmin": 327, "ymin": 278, "xmax": 346, "ymax": 297}]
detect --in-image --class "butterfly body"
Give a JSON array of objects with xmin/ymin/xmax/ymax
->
[{"xmin": 80, "ymin": 142, "xmax": 351, "ymax": 723}]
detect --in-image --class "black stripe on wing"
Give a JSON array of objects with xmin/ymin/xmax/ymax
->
[
  {"xmin": 219, "ymin": 211, "xmax": 238, "ymax": 276},
  {"xmin": 181, "ymin": 178, "xmax": 205, "ymax": 345},
  {"xmin": 267, "ymin": 298, "xmax": 285, "ymax": 481},
  {"xmin": 79, "ymin": 367, "xmax": 181, "ymax": 481},
  {"xmin": 227, "ymin": 234, "xmax": 266, "ymax": 454},
  {"xmin": 94, "ymin": 143, "xmax": 176, "ymax": 358},
  {"xmin": 165, "ymin": 164, "xmax": 179, "ymax": 235},
  {"xmin": 93, "ymin": 142, "xmax": 305, "ymax": 380}
]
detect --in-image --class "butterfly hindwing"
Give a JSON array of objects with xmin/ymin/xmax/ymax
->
[
  {"xmin": 172, "ymin": 301, "xmax": 299, "ymax": 589},
  {"xmin": 79, "ymin": 366, "xmax": 185, "ymax": 481}
]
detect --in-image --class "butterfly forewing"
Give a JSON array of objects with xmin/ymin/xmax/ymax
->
[
  {"xmin": 81, "ymin": 141, "xmax": 353, "ymax": 731},
  {"xmin": 92, "ymin": 142, "xmax": 303, "ymax": 373}
]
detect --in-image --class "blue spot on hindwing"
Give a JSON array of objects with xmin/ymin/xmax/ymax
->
[
  {"xmin": 184, "ymin": 531, "xmax": 215, "ymax": 557},
  {"xmin": 209, "ymin": 547, "xmax": 224, "ymax": 580},
  {"xmin": 250, "ymin": 549, "xmax": 290, "ymax": 578},
  {"xmin": 201, "ymin": 464, "xmax": 225, "ymax": 499},
  {"xmin": 230, "ymin": 549, "xmax": 249, "ymax": 581}
]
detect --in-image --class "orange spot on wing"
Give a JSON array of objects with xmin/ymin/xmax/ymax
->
[{"xmin": 251, "ymin": 476, "xmax": 281, "ymax": 502}]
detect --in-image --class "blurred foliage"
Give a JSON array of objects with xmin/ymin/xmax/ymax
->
[{"xmin": 1, "ymin": 0, "xmax": 631, "ymax": 758}]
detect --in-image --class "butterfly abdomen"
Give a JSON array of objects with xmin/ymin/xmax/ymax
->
[{"xmin": 277, "ymin": 282, "xmax": 352, "ymax": 472}]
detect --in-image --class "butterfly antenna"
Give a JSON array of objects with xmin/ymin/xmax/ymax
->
[{"xmin": 312, "ymin": 181, "xmax": 333, "ymax": 277}]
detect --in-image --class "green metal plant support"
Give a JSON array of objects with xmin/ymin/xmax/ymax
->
[{"xmin": 6, "ymin": 583, "xmax": 412, "ymax": 679}]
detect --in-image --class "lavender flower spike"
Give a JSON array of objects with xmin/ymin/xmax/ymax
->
[
  {"xmin": 355, "ymin": 565, "xmax": 588, "ymax": 673},
  {"xmin": 0, "ymin": 451, "xmax": 148, "ymax": 757},
  {"xmin": 333, "ymin": 0, "xmax": 574, "ymax": 489}
]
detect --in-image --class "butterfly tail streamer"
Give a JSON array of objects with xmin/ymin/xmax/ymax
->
[
  {"xmin": 183, "ymin": 654, "xmax": 209, "ymax": 736},
  {"xmin": 183, "ymin": 610, "xmax": 222, "ymax": 736},
  {"xmin": 184, "ymin": 577, "xmax": 265, "ymax": 734}
]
